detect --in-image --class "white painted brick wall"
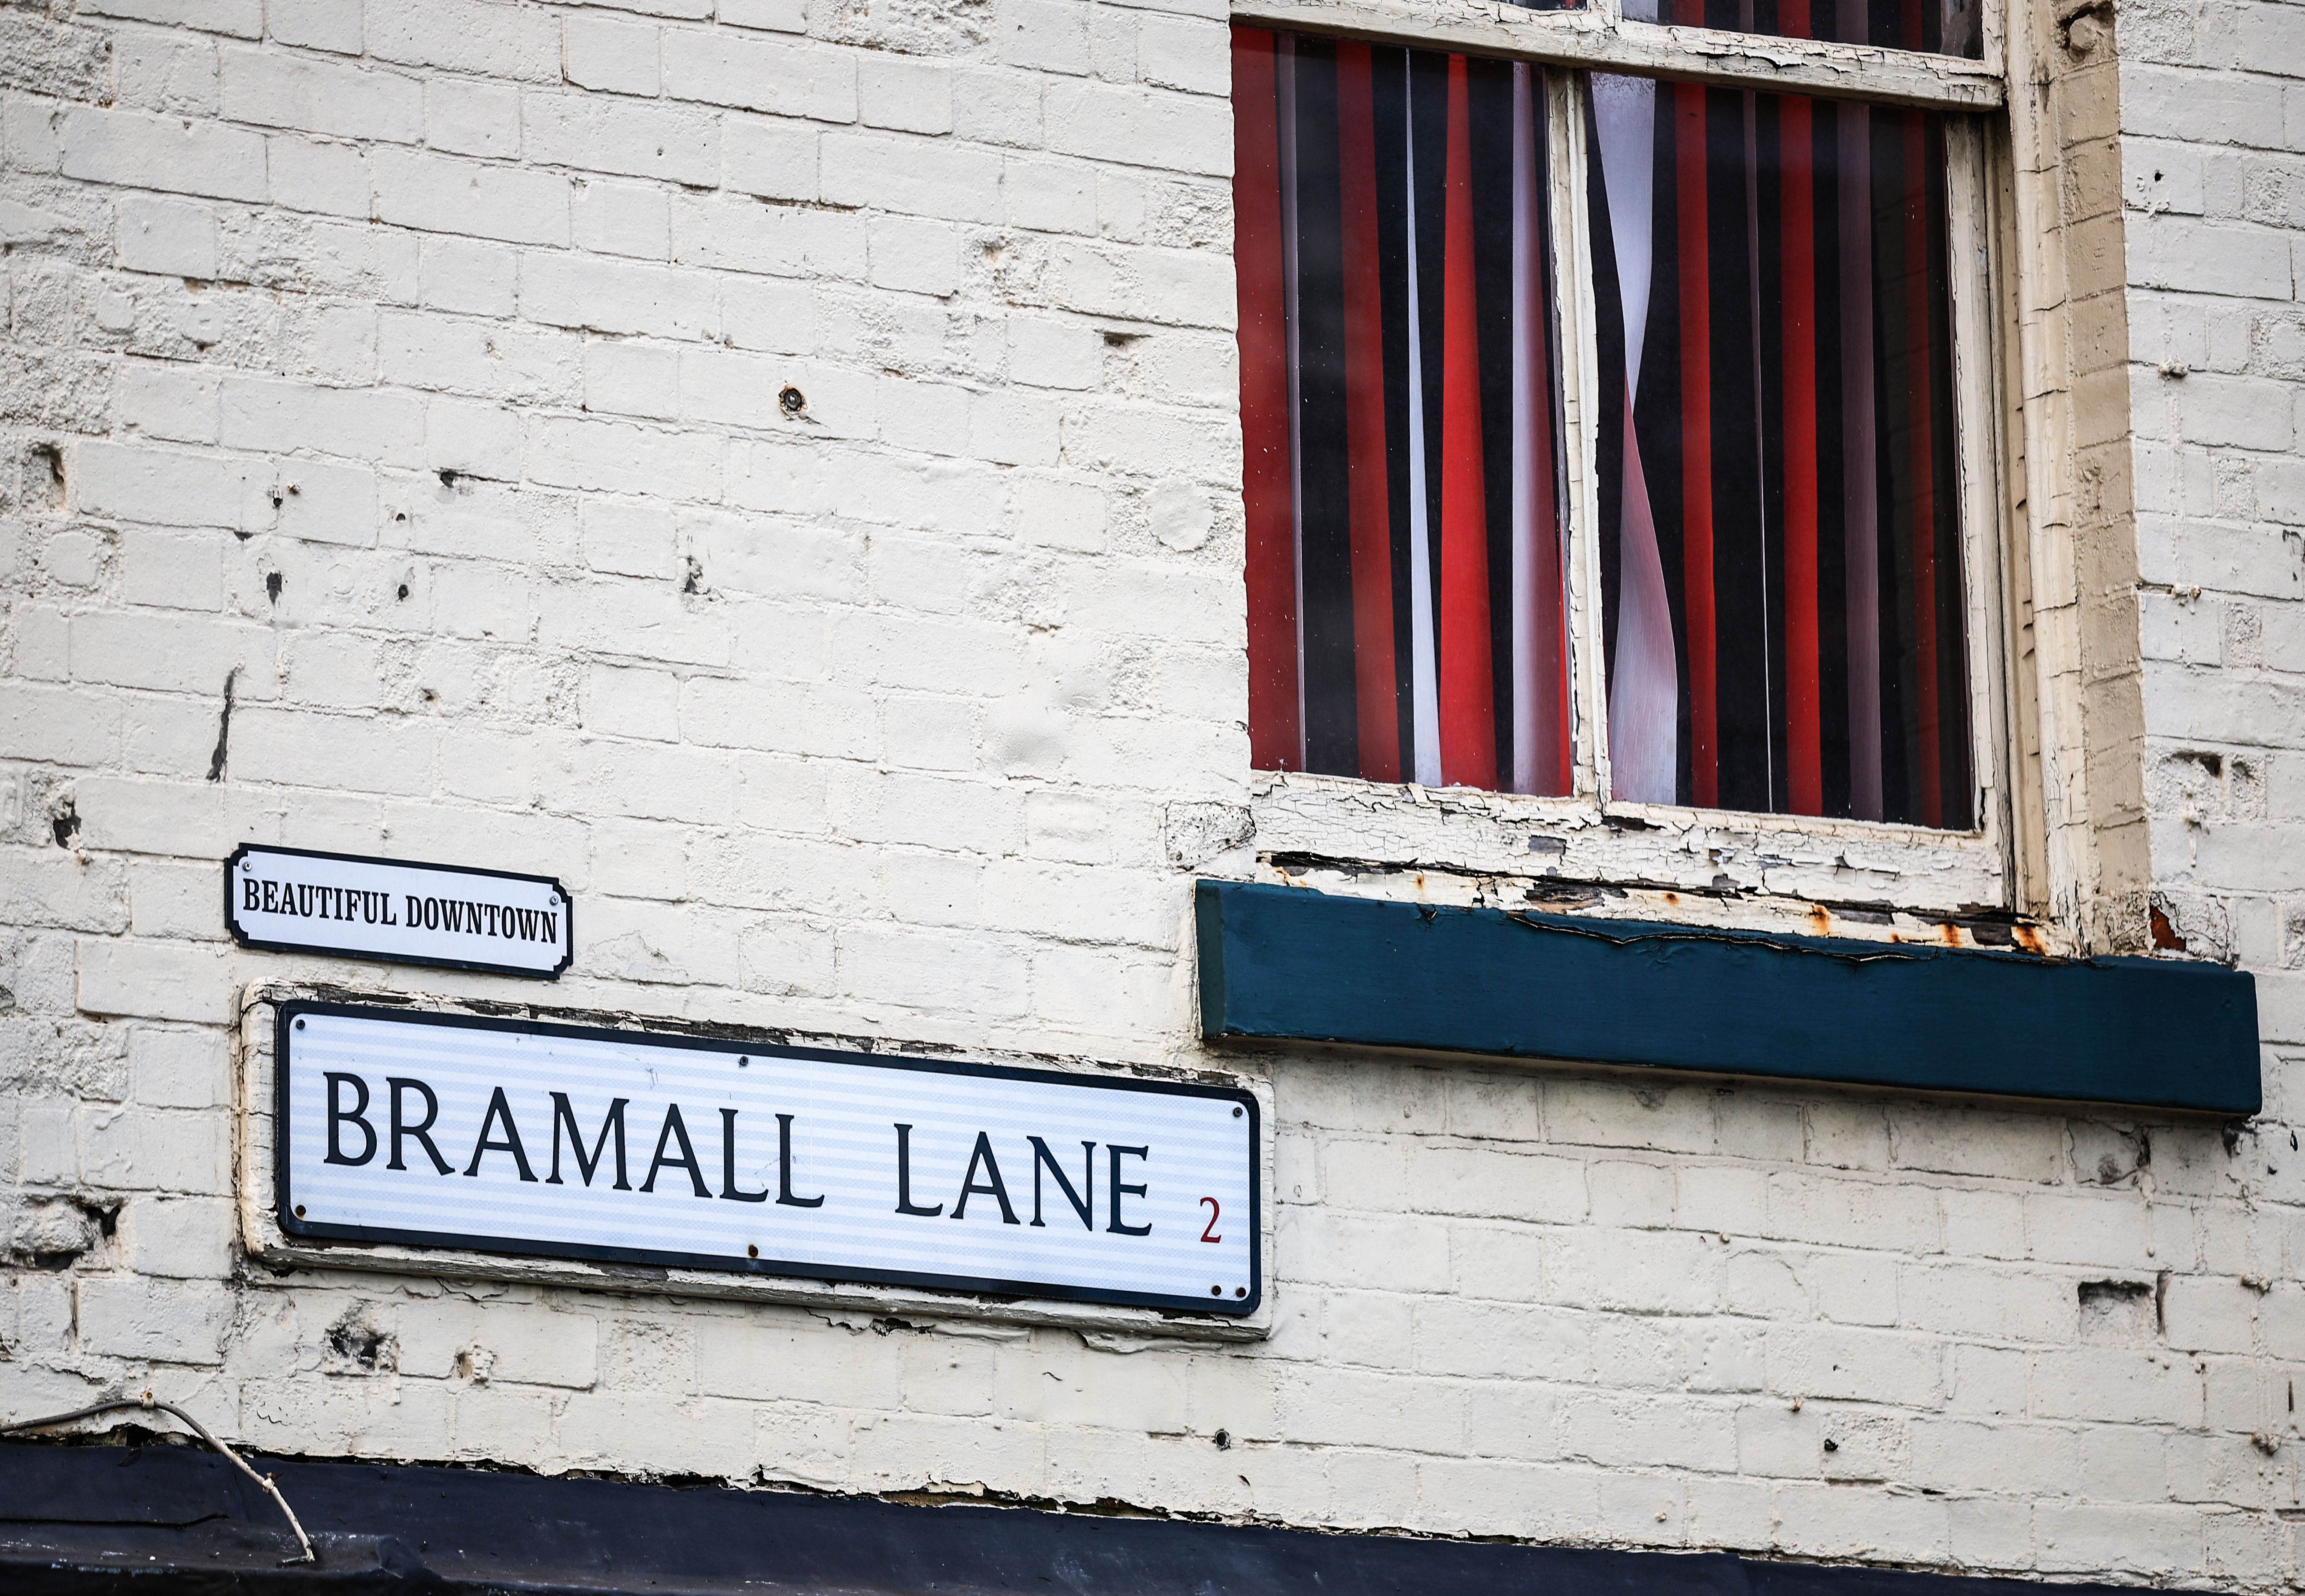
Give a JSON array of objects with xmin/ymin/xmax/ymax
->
[{"xmin": 0, "ymin": 0, "xmax": 2299, "ymax": 1588}]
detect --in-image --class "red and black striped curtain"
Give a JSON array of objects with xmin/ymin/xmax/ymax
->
[
  {"xmin": 1588, "ymin": 68, "xmax": 1972, "ymax": 827},
  {"xmin": 1235, "ymin": 28, "xmax": 1573, "ymax": 797}
]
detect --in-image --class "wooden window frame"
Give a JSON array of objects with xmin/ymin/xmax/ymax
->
[{"xmin": 1236, "ymin": 0, "xmax": 2036, "ymax": 935}]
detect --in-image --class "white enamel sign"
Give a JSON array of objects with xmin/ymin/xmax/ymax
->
[
  {"xmin": 226, "ymin": 845, "xmax": 572, "ymax": 979},
  {"xmin": 275, "ymin": 1004, "xmax": 1262, "ymax": 1315}
]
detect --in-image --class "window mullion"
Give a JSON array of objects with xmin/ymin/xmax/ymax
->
[
  {"xmin": 1979, "ymin": 0, "xmax": 2007, "ymax": 84},
  {"xmin": 1946, "ymin": 112, "xmax": 2017, "ymax": 902},
  {"xmin": 1546, "ymin": 65, "xmax": 1614, "ymax": 810}
]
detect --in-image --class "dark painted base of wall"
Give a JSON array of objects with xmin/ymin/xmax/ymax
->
[
  {"xmin": 0, "ymin": 1440, "xmax": 2160, "ymax": 1596},
  {"xmin": 1196, "ymin": 880, "xmax": 2262, "ymax": 1114}
]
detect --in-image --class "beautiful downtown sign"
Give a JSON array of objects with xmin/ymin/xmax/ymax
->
[
  {"xmin": 274, "ymin": 1003, "xmax": 1262, "ymax": 1316},
  {"xmin": 226, "ymin": 845, "xmax": 574, "ymax": 979}
]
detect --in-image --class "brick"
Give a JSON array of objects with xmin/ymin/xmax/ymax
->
[
  {"xmin": 226, "ymin": 704, "xmax": 436, "ymax": 795},
  {"xmin": 1548, "ymin": 1227, "xmax": 1722, "ymax": 1314},
  {"xmin": 725, "ymin": 117, "xmax": 819, "ymax": 203},
  {"xmin": 369, "ymin": 0, "xmax": 559, "ymax": 81},
  {"xmin": 373, "ymin": 148, "xmax": 569, "ymax": 246},
  {"xmin": 106, "ymin": 30, "xmax": 212, "ymax": 121},
  {"xmin": 419, "ymin": 77, "xmax": 518, "ymax": 159},
  {"xmin": 1044, "ymin": 80, "xmax": 1228, "ymax": 176},
  {"xmin": 219, "ymin": 375, "xmax": 424, "ymax": 465},
  {"xmin": 220, "ymin": 46, "xmax": 423, "ymax": 142},
  {"xmin": 76, "ymin": 939, "xmax": 232, "ymax": 1025},
  {"xmin": 117, "ymin": 1195, "xmax": 234, "ymax": 1277},
  {"xmin": 129, "ymin": 1026, "xmax": 226, "ymax": 1110},
  {"xmin": 74, "ymin": 442, "xmax": 275, "ymax": 531},
  {"xmin": 528, "ymin": 413, "xmax": 722, "ymax": 497},
  {"xmin": 586, "ymin": 339, "xmax": 678, "ymax": 419},
  {"xmin": 525, "ymin": 94, "xmax": 717, "ymax": 185},
  {"xmin": 671, "ymin": 191, "xmax": 867, "ymax": 280},
  {"xmin": 2159, "ymin": 1274, "xmax": 2259, "ymax": 1353},
  {"xmin": 574, "ymin": 179, "xmax": 671, "ymax": 259},
  {"xmin": 821, "ymin": 133, "xmax": 1003, "ymax": 225},
  {"xmin": 380, "ymin": 309, "xmax": 581, "ymax": 403},
  {"xmin": 61, "ymin": 107, "xmax": 267, "ymax": 201},
  {"xmin": 682, "ymin": 504, "xmax": 862, "ymax": 604},
  {"xmin": 117, "ymin": 526, "xmax": 227, "ymax": 613},
  {"xmin": 115, "ymin": 195, "xmax": 219, "ymax": 276},
  {"xmin": 661, "ymin": 30, "xmax": 857, "ymax": 122},
  {"xmin": 76, "ymin": 1277, "xmax": 233, "ymax": 1365},
  {"xmin": 564, "ymin": 14, "xmax": 662, "ymax": 96},
  {"xmin": 1005, "ymin": 159, "xmax": 1095, "ymax": 236},
  {"xmin": 858, "ymin": 55, "xmax": 953, "ymax": 135},
  {"xmin": 522, "ymin": 251, "xmax": 720, "ymax": 340},
  {"xmin": 718, "ymin": 0, "xmax": 805, "ymax": 29},
  {"xmin": 999, "ymin": 0, "xmax": 1089, "ymax": 74},
  {"xmin": 268, "ymin": 134, "xmax": 370, "ymax": 218},
  {"xmin": 70, "ymin": 610, "xmax": 276, "ymax": 699},
  {"xmin": 269, "ymin": 0, "xmax": 362, "ymax": 54},
  {"xmin": 1138, "ymin": 12, "xmax": 1228, "ymax": 95}
]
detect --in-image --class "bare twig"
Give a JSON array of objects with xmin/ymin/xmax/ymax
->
[{"xmin": 1, "ymin": 1392, "xmax": 316, "ymax": 1565}]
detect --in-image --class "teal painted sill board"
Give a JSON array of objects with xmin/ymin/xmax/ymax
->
[{"xmin": 1194, "ymin": 880, "xmax": 2260, "ymax": 1115}]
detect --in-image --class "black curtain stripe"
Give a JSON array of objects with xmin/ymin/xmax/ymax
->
[
  {"xmin": 1289, "ymin": 40, "xmax": 1360, "ymax": 778},
  {"xmin": 1586, "ymin": 92, "xmax": 1628, "ymax": 698},
  {"xmin": 1468, "ymin": 56, "xmax": 1521, "ymax": 779},
  {"xmin": 1372, "ymin": 48, "xmax": 1419, "ymax": 770},
  {"xmin": 1756, "ymin": 92, "xmax": 1791, "ymax": 816}
]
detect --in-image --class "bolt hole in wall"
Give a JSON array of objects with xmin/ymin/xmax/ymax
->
[
  {"xmin": 27, "ymin": 443, "xmax": 63, "ymax": 508},
  {"xmin": 1236, "ymin": 2, "xmax": 1976, "ymax": 825}
]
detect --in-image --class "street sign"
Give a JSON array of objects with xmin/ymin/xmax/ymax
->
[
  {"xmin": 226, "ymin": 845, "xmax": 572, "ymax": 979},
  {"xmin": 274, "ymin": 1002, "xmax": 1262, "ymax": 1316}
]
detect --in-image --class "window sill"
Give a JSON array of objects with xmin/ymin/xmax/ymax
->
[
  {"xmin": 1248, "ymin": 770, "xmax": 2012, "ymax": 926},
  {"xmin": 1193, "ymin": 879, "xmax": 2261, "ymax": 1114}
]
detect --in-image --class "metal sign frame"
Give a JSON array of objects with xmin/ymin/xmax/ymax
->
[{"xmin": 273, "ymin": 1000, "xmax": 1264, "ymax": 1317}]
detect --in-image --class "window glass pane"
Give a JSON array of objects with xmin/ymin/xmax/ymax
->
[
  {"xmin": 1587, "ymin": 74, "xmax": 1973, "ymax": 827},
  {"xmin": 1235, "ymin": 27, "xmax": 1573, "ymax": 796},
  {"xmin": 1629, "ymin": 0, "xmax": 1982, "ymax": 61}
]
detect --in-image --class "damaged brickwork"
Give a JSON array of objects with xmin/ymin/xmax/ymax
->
[{"xmin": 0, "ymin": 0, "xmax": 2299, "ymax": 1588}]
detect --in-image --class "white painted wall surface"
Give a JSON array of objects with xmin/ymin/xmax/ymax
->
[{"xmin": 0, "ymin": 0, "xmax": 2298, "ymax": 1587}]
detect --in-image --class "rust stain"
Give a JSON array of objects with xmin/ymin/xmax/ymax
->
[
  {"xmin": 1662, "ymin": 891, "xmax": 1680, "ymax": 906},
  {"xmin": 2148, "ymin": 904, "xmax": 2188, "ymax": 952},
  {"xmin": 1936, "ymin": 922, "xmax": 1963, "ymax": 947},
  {"xmin": 1806, "ymin": 904, "xmax": 1832, "ymax": 937},
  {"xmin": 2011, "ymin": 923, "xmax": 2047, "ymax": 956}
]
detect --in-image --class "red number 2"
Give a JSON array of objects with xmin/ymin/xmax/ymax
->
[{"xmin": 1199, "ymin": 1197, "xmax": 1222, "ymax": 1243}]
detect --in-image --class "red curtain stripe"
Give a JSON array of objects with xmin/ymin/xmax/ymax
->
[
  {"xmin": 1336, "ymin": 42, "xmax": 1401, "ymax": 785},
  {"xmin": 1234, "ymin": 30, "xmax": 1301, "ymax": 773},
  {"xmin": 1437, "ymin": 55, "xmax": 1498, "ymax": 791}
]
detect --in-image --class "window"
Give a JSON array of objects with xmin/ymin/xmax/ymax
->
[{"xmin": 1232, "ymin": 0, "xmax": 2010, "ymax": 911}]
